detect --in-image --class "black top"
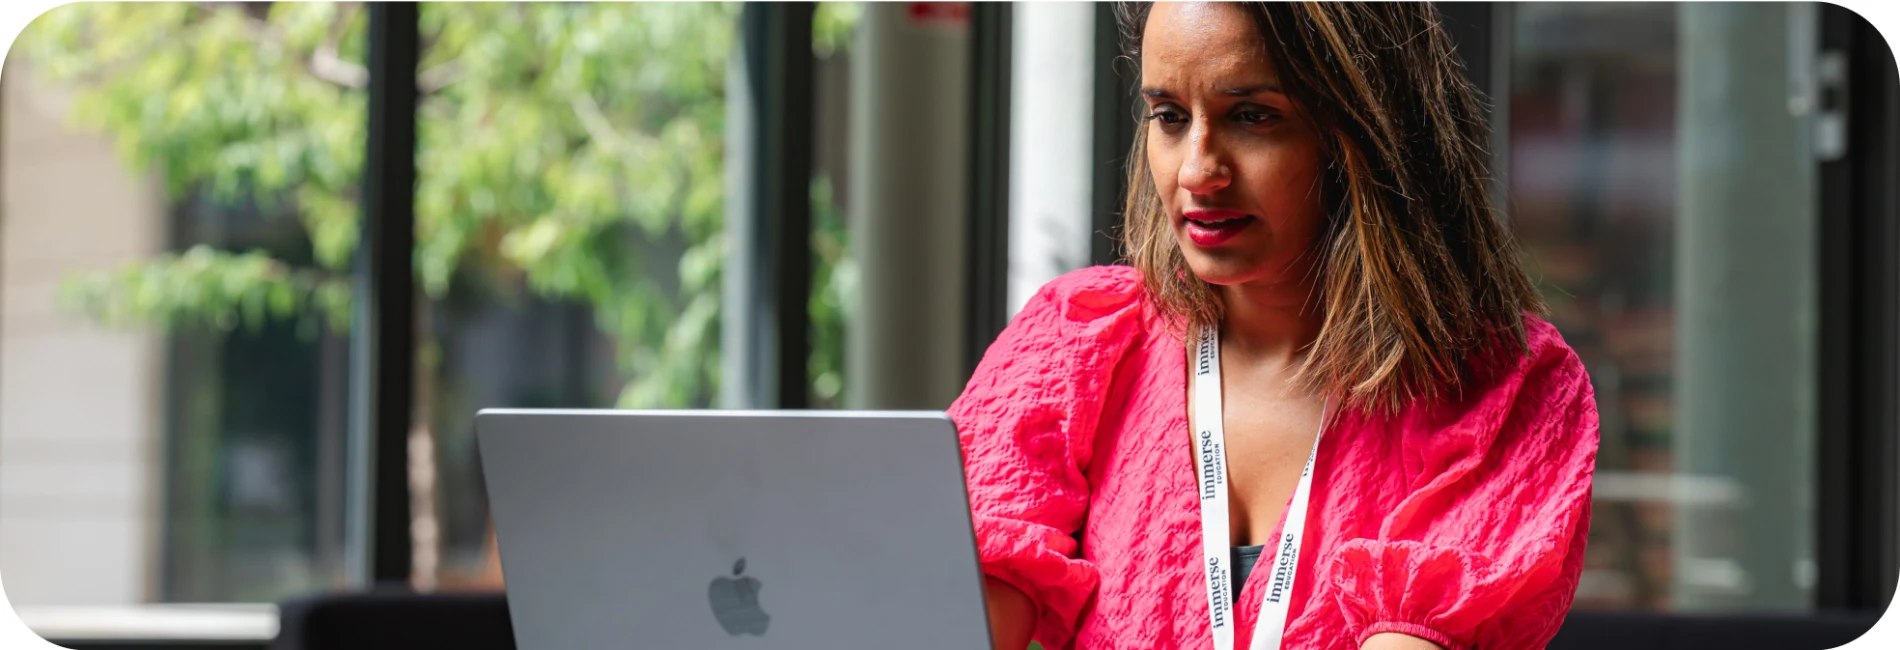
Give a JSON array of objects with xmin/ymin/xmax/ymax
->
[{"xmin": 1233, "ymin": 544, "xmax": 1266, "ymax": 595}]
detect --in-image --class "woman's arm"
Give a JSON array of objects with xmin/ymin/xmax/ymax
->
[
  {"xmin": 1362, "ymin": 633, "xmax": 1445, "ymax": 650},
  {"xmin": 1327, "ymin": 322, "xmax": 1599, "ymax": 649},
  {"xmin": 985, "ymin": 576, "xmax": 1036, "ymax": 650},
  {"xmin": 951, "ymin": 268, "xmax": 1141, "ymax": 649}
]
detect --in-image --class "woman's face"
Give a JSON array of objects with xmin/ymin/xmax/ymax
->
[{"xmin": 1142, "ymin": 2, "xmax": 1329, "ymax": 291}]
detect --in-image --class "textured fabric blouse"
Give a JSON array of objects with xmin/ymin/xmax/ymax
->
[{"xmin": 948, "ymin": 265, "xmax": 1600, "ymax": 650}]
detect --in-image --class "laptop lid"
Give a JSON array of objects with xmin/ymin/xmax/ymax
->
[{"xmin": 475, "ymin": 409, "xmax": 995, "ymax": 650}]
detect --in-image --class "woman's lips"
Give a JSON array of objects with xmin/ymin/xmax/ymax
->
[{"xmin": 1183, "ymin": 210, "xmax": 1257, "ymax": 247}]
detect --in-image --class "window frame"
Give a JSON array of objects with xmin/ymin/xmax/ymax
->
[{"xmin": 1815, "ymin": 0, "xmax": 1900, "ymax": 614}]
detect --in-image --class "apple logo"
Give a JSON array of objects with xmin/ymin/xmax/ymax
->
[{"xmin": 708, "ymin": 557, "xmax": 770, "ymax": 637}]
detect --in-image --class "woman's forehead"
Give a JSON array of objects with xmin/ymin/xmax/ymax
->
[{"xmin": 1141, "ymin": 2, "xmax": 1281, "ymax": 92}]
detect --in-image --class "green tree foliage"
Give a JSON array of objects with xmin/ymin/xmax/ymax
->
[{"xmin": 20, "ymin": 1, "xmax": 857, "ymax": 408}]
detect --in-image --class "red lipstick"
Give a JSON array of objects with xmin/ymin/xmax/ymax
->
[{"xmin": 1183, "ymin": 210, "xmax": 1256, "ymax": 247}]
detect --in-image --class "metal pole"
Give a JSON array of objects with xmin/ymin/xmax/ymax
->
[
  {"xmin": 846, "ymin": 4, "xmax": 973, "ymax": 410},
  {"xmin": 724, "ymin": 3, "xmax": 815, "ymax": 410},
  {"xmin": 967, "ymin": 3, "xmax": 1013, "ymax": 376},
  {"xmin": 345, "ymin": 0, "xmax": 419, "ymax": 588}
]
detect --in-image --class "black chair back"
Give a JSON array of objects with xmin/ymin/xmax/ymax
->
[
  {"xmin": 1548, "ymin": 610, "xmax": 1880, "ymax": 650},
  {"xmin": 272, "ymin": 589, "xmax": 515, "ymax": 650},
  {"xmin": 272, "ymin": 590, "xmax": 1881, "ymax": 650}
]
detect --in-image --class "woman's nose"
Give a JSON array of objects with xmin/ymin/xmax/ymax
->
[{"xmin": 1177, "ymin": 125, "xmax": 1232, "ymax": 195}]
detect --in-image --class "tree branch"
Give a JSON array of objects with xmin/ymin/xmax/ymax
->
[
  {"xmin": 313, "ymin": 2, "xmax": 368, "ymax": 88},
  {"xmin": 418, "ymin": 61, "xmax": 463, "ymax": 95},
  {"xmin": 228, "ymin": 5, "xmax": 365, "ymax": 89},
  {"xmin": 568, "ymin": 91, "xmax": 660, "ymax": 155},
  {"xmin": 310, "ymin": 44, "xmax": 369, "ymax": 88},
  {"xmin": 326, "ymin": 2, "xmax": 358, "ymax": 45}
]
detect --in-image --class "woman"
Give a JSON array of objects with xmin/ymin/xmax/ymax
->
[{"xmin": 954, "ymin": 3, "xmax": 1599, "ymax": 650}]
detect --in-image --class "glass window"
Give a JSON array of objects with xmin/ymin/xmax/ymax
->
[
  {"xmin": 418, "ymin": 2, "xmax": 861, "ymax": 590},
  {"xmin": 4, "ymin": 2, "xmax": 865, "ymax": 619},
  {"xmin": 3, "ymin": 0, "xmax": 364, "ymax": 617},
  {"xmin": 410, "ymin": 1, "xmax": 738, "ymax": 590},
  {"xmin": 811, "ymin": 2, "xmax": 860, "ymax": 410},
  {"xmin": 1508, "ymin": 2, "xmax": 1819, "ymax": 612}
]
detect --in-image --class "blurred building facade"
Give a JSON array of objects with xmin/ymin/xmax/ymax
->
[{"xmin": 1, "ymin": 61, "xmax": 166, "ymax": 606}]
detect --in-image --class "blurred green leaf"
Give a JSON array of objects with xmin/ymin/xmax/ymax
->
[
  {"xmin": 58, "ymin": 245, "xmax": 353, "ymax": 338},
  {"xmin": 23, "ymin": 1, "xmax": 862, "ymax": 409}
]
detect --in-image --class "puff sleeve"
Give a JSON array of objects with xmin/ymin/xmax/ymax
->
[
  {"xmin": 1325, "ymin": 320, "xmax": 1601, "ymax": 650},
  {"xmin": 947, "ymin": 266, "xmax": 1149, "ymax": 649}
]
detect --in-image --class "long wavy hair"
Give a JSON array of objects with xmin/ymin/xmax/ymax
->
[{"xmin": 1115, "ymin": 2, "xmax": 1546, "ymax": 415}]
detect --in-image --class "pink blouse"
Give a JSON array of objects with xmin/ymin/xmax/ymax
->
[{"xmin": 949, "ymin": 266, "xmax": 1600, "ymax": 650}]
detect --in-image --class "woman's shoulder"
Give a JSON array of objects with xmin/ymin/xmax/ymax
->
[
  {"xmin": 1032, "ymin": 265, "xmax": 1146, "ymax": 308},
  {"xmin": 1516, "ymin": 314, "xmax": 1592, "ymax": 394},
  {"xmin": 975, "ymin": 265, "xmax": 1154, "ymax": 380},
  {"xmin": 1394, "ymin": 314, "xmax": 1598, "ymax": 443},
  {"xmin": 1017, "ymin": 265, "xmax": 1151, "ymax": 326},
  {"xmin": 1463, "ymin": 314, "xmax": 1592, "ymax": 404},
  {"xmin": 954, "ymin": 266, "xmax": 1154, "ymax": 424}
]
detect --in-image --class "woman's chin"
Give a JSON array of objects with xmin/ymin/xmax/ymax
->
[{"xmin": 1181, "ymin": 257, "xmax": 1267, "ymax": 288}]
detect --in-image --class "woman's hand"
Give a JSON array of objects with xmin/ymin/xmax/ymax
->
[
  {"xmin": 1362, "ymin": 632, "xmax": 1446, "ymax": 650},
  {"xmin": 984, "ymin": 576, "xmax": 1036, "ymax": 650}
]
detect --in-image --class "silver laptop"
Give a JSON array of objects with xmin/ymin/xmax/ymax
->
[{"xmin": 475, "ymin": 409, "xmax": 996, "ymax": 649}]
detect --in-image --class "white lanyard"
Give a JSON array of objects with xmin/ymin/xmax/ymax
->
[{"xmin": 1191, "ymin": 325, "xmax": 1327, "ymax": 650}]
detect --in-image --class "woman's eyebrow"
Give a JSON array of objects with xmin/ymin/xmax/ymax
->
[
  {"xmin": 1223, "ymin": 82, "xmax": 1284, "ymax": 96},
  {"xmin": 1138, "ymin": 83, "xmax": 1285, "ymax": 99}
]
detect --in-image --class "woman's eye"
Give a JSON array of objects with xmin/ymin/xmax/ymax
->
[
  {"xmin": 1236, "ymin": 110, "xmax": 1280, "ymax": 125},
  {"xmin": 1145, "ymin": 109, "xmax": 1187, "ymax": 127}
]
